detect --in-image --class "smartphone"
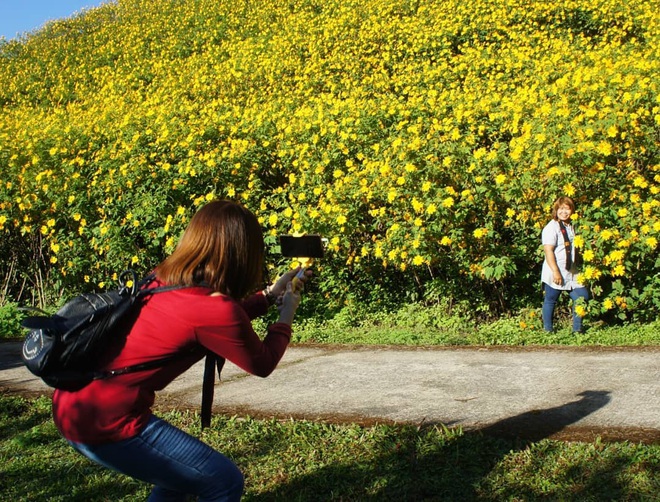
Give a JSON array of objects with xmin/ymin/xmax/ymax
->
[{"xmin": 279, "ymin": 235, "xmax": 324, "ymax": 258}]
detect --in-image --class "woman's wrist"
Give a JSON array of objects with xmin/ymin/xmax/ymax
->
[
  {"xmin": 263, "ymin": 286, "xmax": 277, "ymax": 306},
  {"xmin": 277, "ymin": 308, "xmax": 295, "ymax": 326}
]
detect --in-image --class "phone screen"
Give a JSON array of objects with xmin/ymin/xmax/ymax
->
[{"xmin": 279, "ymin": 235, "xmax": 324, "ymax": 258}]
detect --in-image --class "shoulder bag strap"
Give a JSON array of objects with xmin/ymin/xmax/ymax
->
[
  {"xmin": 557, "ymin": 221, "xmax": 573, "ymax": 270},
  {"xmin": 201, "ymin": 352, "xmax": 226, "ymax": 429}
]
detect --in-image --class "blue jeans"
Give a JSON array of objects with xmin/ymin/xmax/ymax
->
[
  {"xmin": 68, "ymin": 416, "xmax": 243, "ymax": 501},
  {"xmin": 542, "ymin": 283, "xmax": 589, "ymax": 332}
]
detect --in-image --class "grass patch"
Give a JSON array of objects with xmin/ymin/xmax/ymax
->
[
  {"xmin": 1, "ymin": 393, "xmax": 658, "ymax": 501},
  {"xmin": 287, "ymin": 303, "xmax": 660, "ymax": 347}
]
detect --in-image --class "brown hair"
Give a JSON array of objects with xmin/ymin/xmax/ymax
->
[
  {"xmin": 551, "ymin": 196, "xmax": 575, "ymax": 220},
  {"xmin": 156, "ymin": 200, "xmax": 264, "ymax": 299}
]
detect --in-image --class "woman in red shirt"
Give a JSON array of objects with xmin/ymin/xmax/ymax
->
[{"xmin": 52, "ymin": 200, "xmax": 308, "ymax": 501}]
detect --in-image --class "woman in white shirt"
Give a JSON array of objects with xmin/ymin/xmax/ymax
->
[{"xmin": 541, "ymin": 196, "xmax": 589, "ymax": 332}]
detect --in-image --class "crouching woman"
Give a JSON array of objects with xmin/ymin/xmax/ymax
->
[{"xmin": 53, "ymin": 200, "xmax": 309, "ymax": 501}]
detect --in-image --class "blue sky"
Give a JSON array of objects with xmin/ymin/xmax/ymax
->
[{"xmin": 0, "ymin": 1, "xmax": 111, "ymax": 40}]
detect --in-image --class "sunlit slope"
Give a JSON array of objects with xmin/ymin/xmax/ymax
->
[{"xmin": 0, "ymin": 0, "xmax": 658, "ymax": 318}]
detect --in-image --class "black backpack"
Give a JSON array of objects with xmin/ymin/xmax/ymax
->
[
  {"xmin": 21, "ymin": 270, "xmax": 225, "ymax": 428},
  {"xmin": 20, "ymin": 270, "xmax": 190, "ymax": 391}
]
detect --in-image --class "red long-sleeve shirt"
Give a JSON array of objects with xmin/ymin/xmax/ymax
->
[{"xmin": 52, "ymin": 281, "xmax": 291, "ymax": 444}]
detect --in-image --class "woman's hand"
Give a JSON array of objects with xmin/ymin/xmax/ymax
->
[
  {"xmin": 543, "ymin": 244, "xmax": 563, "ymax": 286},
  {"xmin": 268, "ymin": 267, "xmax": 312, "ymax": 297},
  {"xmin": 552, "ymin": 271, "xmax": 563, "ymax": 286},
  {"xmin": 277, "ymin": 282, "xmax": 301, "ymax": 326}
]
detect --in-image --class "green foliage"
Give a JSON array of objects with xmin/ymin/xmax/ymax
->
[{"xmin": 0, "ymin": 302, "xmax": 26, "ymax": 340}]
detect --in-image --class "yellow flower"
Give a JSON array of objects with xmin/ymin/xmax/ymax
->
[
  {"xmin": 387, "ymin": 189, "xmax": 397, "ymax": 203},
  {"xmin": 593, "ymin": 199, "xmax": 602, "ymax": 208},
  {"xmin": 602, "ymin": 298, "xmax": 614, "ymax": 310},
  {"xmin": 564, "ymin": 183, "xmax": 575, "ymax": 196},
  {"xmin": 582, "ymin": 266, "xmax": 601, "ymax": 280},
  {"xmin": 582, "ymin": 250, "xmax": 594, "ymax": 262},
  {"xmin": 646, "ymin": 237, "xmax": 658, "ymax": 249},
  {"xmin": 575, "ymin": 305, "xmax": 586, "ymax": 317},
  {"xmin": 596, "ymin": 141, "xmax": 612, "ymax": 156},
  {"xmin": 473, "ymin": 228, "xmax": 486, "ymax": 239},
  {"xmin": 573, "ymin": 235, "xmax": 584, "ymax": 248},
  {"xmin": 495, "ymin": 174, "xmax": 506, "ymax": 184},
  {"xmin": 131, "ymin": 256, "xmax": 139, "ymax": 265},
  {"xmin": 633, "ymin": 176, "xmax": 648, "ymax": 188},
  {"xmin": 606, "ymin": 250, "xmax": 624, "ymax": 264},
  {"xmin": 617, "ymin": 208, "xmax": 629, "ymax": 217},
  {"xmin": 412, "ymin": 255, "xmax": 424, "ymax": 266},
  {"xmin": 612, "ymin": 264, "xmax": 626, "ymax": 277},
  {"xmin": 426, "ymin": 203, "xmax": 437, "ymax": 215},
  {"xmin": 337, "ymin": 215, "xmax": 347, "ymax": 225},
  {"xmin": 440, "ymin": 236, "xmax": 452, "ymax": 246},
  {"xmin": 442, "ymin": 197, "xmax": 454, "ymax": 208},
  {"xmin": 268, "ymin": 214, "xmax": 278, "ymax": 226}
]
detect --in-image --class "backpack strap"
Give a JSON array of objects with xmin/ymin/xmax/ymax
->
[{"xmin": 93, "ymin": 350, "xmax": 194, "ymax": 379}]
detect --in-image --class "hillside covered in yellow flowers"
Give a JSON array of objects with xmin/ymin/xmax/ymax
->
[{"xmin": 1, "ymin": 0, "xmax": 658, "ymax": 322}]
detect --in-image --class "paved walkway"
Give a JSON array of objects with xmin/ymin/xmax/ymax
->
[{"xmin": 1, "ymin": 342, "xmax": 658, "ymax": 443}]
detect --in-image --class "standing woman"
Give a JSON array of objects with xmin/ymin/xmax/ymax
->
[
  {"xmin": 53, "ymin": 200, "xmax": 309, "ymax": 501},
  {"xmin": 541, "ymin": 196, "xmax": 588, "ymax": 332}
]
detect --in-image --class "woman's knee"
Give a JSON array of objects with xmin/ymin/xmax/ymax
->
[{"xmin": 197, "ymin": 454, "xmax": 244, "ymax": 501}]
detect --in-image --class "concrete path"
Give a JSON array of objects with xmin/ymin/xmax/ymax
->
[{"xmin": 2, "ymin": 342, "xmax": 658, "ymax": 443}]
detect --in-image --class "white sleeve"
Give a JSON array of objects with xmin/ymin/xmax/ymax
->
[{"xmin": 541, "ymin": 221, "xmax": 558, "ymax": 247}]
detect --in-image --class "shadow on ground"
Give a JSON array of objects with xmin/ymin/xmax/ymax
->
[{"xmin": 246, "ymin": 390, "xmax": 640, "ymax": 501}]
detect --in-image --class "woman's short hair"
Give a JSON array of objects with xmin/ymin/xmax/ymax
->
[
  {"xmin": 156, "ymin": 200, "xmax": 264, "ymax": 299},
  {"xmin": 551, "ymin": 196, "xmax": 576, "ymax": 220}
]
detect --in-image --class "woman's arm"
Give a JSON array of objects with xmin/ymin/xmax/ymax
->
[
  {"xmin": 199, "ymin": 280, "xmax": 303, "ymax": 377},
  {"xmin": 543, "ymin": 244, "xmax": 563, "ymax": 286}
]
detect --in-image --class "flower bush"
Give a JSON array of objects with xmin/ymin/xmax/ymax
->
[{"xmin": 0, "ymin": 0, "xmax": 658, "ymax": 322}]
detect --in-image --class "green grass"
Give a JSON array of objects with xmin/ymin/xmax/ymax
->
[
  {"xmin": 286, "ymin": 302, "xmax": 660, "ymax": 347},
  {"xmin": 1, "ymin": 393, "xmax": 658, "ymax": 501}
]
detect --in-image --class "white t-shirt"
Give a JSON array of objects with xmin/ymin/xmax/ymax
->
[{"xmin": 541, "ymin": 219, "xmax": 584, "ymax": 290}]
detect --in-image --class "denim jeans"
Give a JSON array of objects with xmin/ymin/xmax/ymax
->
[
  {"xmin": 68, "ymin": 415, "xmax": 243, "ymax": 501},
  {"xmin": 542, "ymin": 283, "xmax": 589, "ymax": 332}
]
